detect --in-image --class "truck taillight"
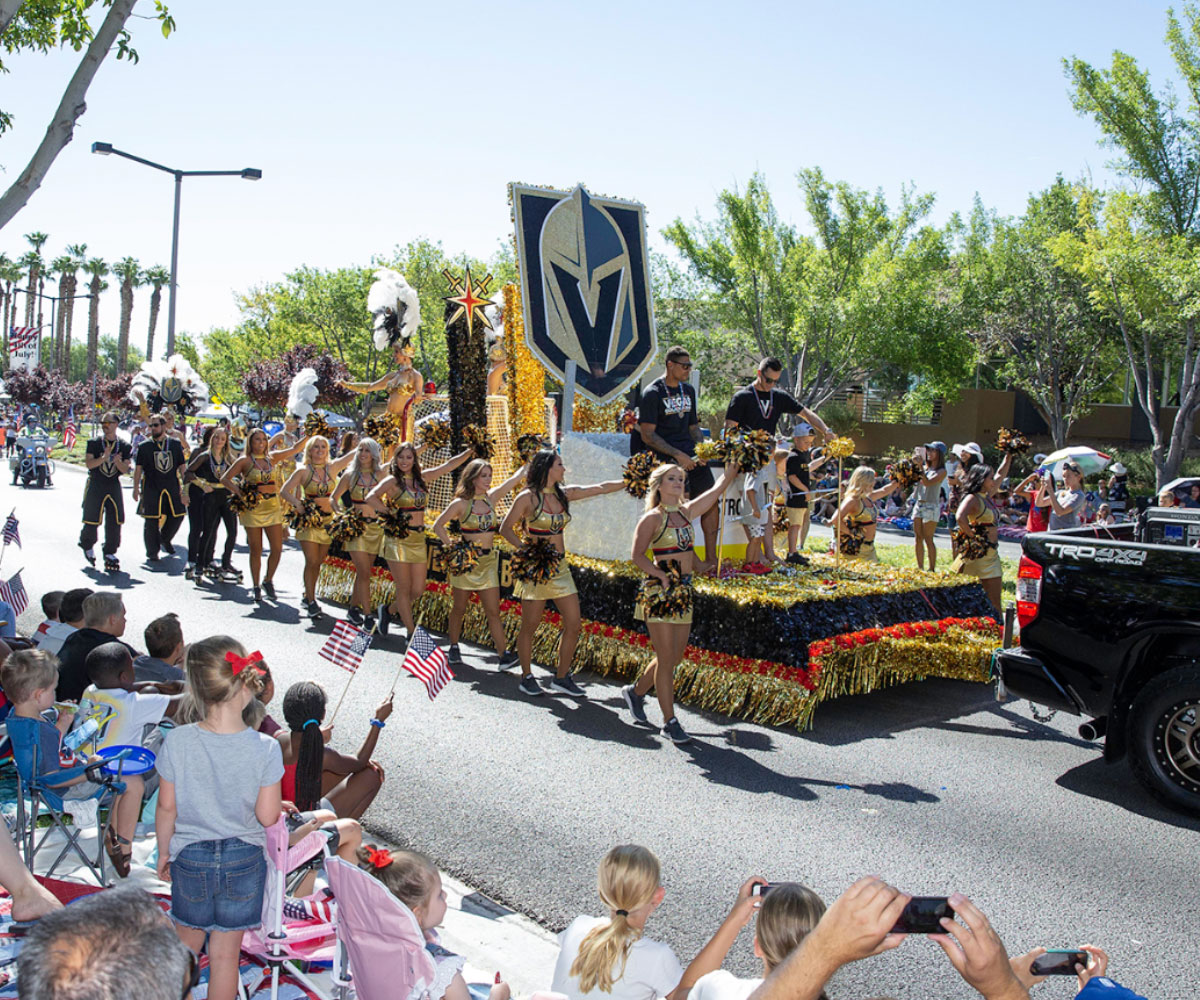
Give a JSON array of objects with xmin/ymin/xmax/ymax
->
[{"xmin": 1016, "ymin": 555, "xmax": 1043, "ymax": 629}]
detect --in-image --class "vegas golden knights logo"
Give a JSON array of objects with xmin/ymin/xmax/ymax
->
[
  {"xmin": 154, "ymin": 446, "xmax": 173, "ymax": 474},
  {"xmin": 511, "ymin": 183, "xmax": 657, "ymax": 404}
]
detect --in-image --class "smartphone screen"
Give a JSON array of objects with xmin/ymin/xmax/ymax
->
[
  {"xmin": 1030, "ymin": 950, "xmax": 1088, "ymax": 976},
  {"xmin": 891, "ymin": 896, "xmax": 953, "ymax": 934},
  {"xmin": 751, "ymin": 884, "xmax": 772, "ymax": 897}
]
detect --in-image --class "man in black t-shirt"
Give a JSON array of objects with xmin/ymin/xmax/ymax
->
[
  {"xmin": 783, "ymin": 422, "xmax": 830, "ymax": 563},
  {"xmin": 79, "ymin": 411, "xmax": 133, "ymax": 573},
  {"xmin": 724, "ymin": 357, "xmax": 831, "ymax": 440},
  {"xmin": 638, "ymin": 345, "xmax": 719, "ymax": 572},
  {"xmin": 132, "ymin": 414, "xmax": 189, "ymax": 564}
]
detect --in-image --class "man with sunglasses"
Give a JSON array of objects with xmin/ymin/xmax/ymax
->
[
  {"xmin": 132, "ymin": 413, "xmax": 190, "ymax": 566},
  {"xmin": 79, "ymin": 410, "xmax": 133, "ymax": 573},
  {"xmin": 637, "ymin": 345, "xmax": 721, "ymax": 572}
]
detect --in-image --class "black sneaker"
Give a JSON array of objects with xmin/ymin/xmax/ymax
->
[
  {"xmin": 364, "ymin": 613, "xmax": 377, "ymax": 633},
  {"xmin": 447, "ymin": 644, "xmax": 463, "ymax": 665},
  {"xmin": 221, "ymin": 566, "xmax": 241, "ymax": 583},
  {"xmin": 376, "ymin": 603, "xmax": 390, "ymax": 637},
  {"xmin": 80, "ymin": 545, "xmax": 96, "ymax": 567},
  {"xmin": 306, "ymin": 600, "xmax": 323, "ymax": 620},
  {"xmin": 160, "ymin": 541, "xmax": 175, "ymax": 557},
  {"xmin": 550, "ymin": 674, "xmax": 586, "ymax": 698},
  {"xmin": 622, "ymin": 685, "xmax": 654, "ymax": 728},
  {"xmin": 496, "ymin": 650, "xmax": 520, "ymax": 671},
  {"xmin": 184, "ymin": 564, "xmax": 194, "ymax": 580},
  {"xmin": 347, "ymin": 606, "xmax": 365, "ymax": 626},
  {"xmin": 518, "ymin": 674, "xmax": 543, "ymax": 697},
  {"xmin": 662, "ymin": 717, "xmax": 692, "ymax": 745},
  {"xmin": 262, "ymin": 579, "xmax": 277, "ymax": 600}
]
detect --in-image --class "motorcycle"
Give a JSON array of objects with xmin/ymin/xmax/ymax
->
[{"xmin": 9, "ymin": 432, "xmax": 56, "ymax": 488}]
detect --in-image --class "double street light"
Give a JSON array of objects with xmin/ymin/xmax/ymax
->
[{"xmin": 90, "ymin": 141, "xmax": 262, "ymax": 358}]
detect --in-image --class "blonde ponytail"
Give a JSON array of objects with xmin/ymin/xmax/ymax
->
[{"xmin": 569, "ymin": 845, "xmax": 661, "ymax": 994}]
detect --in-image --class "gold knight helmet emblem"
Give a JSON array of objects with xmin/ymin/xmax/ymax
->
[{"xmin": 539, "ymin": 186, "xmax": 638, "ymax": 378}]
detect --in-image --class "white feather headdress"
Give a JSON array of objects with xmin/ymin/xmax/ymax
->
[
  {"xmin": 286, "ymin": 367, "xmax": 320, "ymax": 419},
  {"xmin": 130, "ymin": 354, "xmax": 209, "ymax": 415},
  {"xmin": 368, "ymin": 268, "xmax": 421, "ymax": 352}
]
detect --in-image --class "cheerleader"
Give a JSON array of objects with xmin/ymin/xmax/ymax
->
[
  {"xmin": 330, "ymin": 439, "xmax": 387, "ymax": 628},
  {"xmin": 952, "ymin": 463, "xmax": 1004, "ymax": 613},
  {"xmin": 365, "ymin": 442, "xmax": 472, "ymax": 645},
  {"xmin": 431, "ymin": 458, "xmax": 527, "ymax": 668},
  {"xmin": 182, "ymin": 425, "xmax": 238, "ymax": 584},
  {"xmin": 221, "ymin": 428, "xmax": 307, "ymax": 603},
  {"xmin": 624, "ymin": 462, "xmax": 736, "ymax": 743},
  {"xmin": 832, "ymin": 466, "xmax": 899, "ymax": 563},
  {"xmin": 498, "ymin": 450, "xmax": 623, "ymax": 698},
  {"xmin": 280, "ymin": 436, "xmax": 357, "ymax": 619}
]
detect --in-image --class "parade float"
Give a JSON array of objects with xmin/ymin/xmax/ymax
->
[{"xmin": 318, "ymin": 182, "xmax": 1000, "ymax": 729}]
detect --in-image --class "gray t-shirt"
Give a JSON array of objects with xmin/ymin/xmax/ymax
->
[
  {"xmin": 157, "ymin": 724, "xmax": 284, "ymax": 858},
  {"xmin": 1048, "ymin": 488, "xmax": 1086, "ymax": 531},
  {"xmin": 133, "ymin": 654, "xmax": 185, "ymax": 683}
]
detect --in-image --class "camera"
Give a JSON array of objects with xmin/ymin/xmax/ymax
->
[
  {"xmin": 750, "ymin": 883, "xmax": 772, "ymax": 897},
  {"xmin": 1030, "ymin": 950, "xmax": 1088, "ymax": 976},
  {"xmin": 891, "ymin": 896, "xmax": 954, "ymax": 934}
]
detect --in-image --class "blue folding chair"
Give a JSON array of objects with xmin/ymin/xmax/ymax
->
[{"xmin": 6, "ymin": 715, "xmax": 128, "ymax": 885}]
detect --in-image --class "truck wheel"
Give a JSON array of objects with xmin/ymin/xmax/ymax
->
[{"xmin": 1127, "ymin": 664, "xmax": 1200, "ymax": 816}]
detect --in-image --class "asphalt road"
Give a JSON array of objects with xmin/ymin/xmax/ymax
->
[{"xmin": 11, "ymin": 464, "xmax": 1196, "ymax": 1000}]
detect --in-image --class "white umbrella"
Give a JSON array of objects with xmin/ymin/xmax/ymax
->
[
  {"xmin": 1040, "ymin": 446, "xmax": 1112, "ymax": 478},
  {"xmin": 1160, "ymin": 476, "xmax": 1200, "ymax": 495}
]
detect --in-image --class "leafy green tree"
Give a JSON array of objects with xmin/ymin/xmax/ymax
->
[
  {"xmin": 143, "ymin": 264, "xmax": 169, "ymax": 361},
  {"xmin": 82, "ymin": 256, "xmax": 106, "ymax": 380},
  {"xmin": 0, "ymin": 0, "xmax": 175, "ymax": 231},
  {"xmin": 960, "ymin": 180, "xmax": 1118, "ymax": 448}
]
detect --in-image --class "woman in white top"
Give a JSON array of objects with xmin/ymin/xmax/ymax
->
[
  {"xmin": 911, "ymin": 442, "xmax": 948, "ymax": 572},
  {"xmin": 690, "ymin": 883, "xmax": 828, "ymax": 1000},
  {"xmin": 552, "ymin": 845, "xmax": 763, "ymax": 1000}
]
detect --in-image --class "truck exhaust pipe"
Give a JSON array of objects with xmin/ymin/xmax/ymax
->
[{"xmin": 1079, "ymin": 717, "xmax": 1107, "ymax": 742}]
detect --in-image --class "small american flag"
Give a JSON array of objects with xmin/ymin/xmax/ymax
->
[
  {"xmin": 0, "ymin": 572, "xmax": 28, "ymax": 617},
  {"xmin": 8, "ymin": 327, "xmax": 38, "ymax": 352},
  {"xmin": 2, "ymin": 514, "xmax": 19, "ymax": 548},
  {"xmin": 319, "ymin": 620, "xmax": 372, "ymax": 674},
  {"xmin": 63, "ymin": 407, "xmax": 76, "ymax": 451},
  {"xmin": 283, "ymin": 889, "xmax": 335, "ymax": 924},
  {"xmin": 400, "ymin": 626, "xmax": 453, "ymax": 701}
]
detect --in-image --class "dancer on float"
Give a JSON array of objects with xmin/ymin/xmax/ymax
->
[
  {"xmin": 79, "ymin": 410, "xmax": 132, "ymax": 574},
  {"xmin": 280, "ymin": 435, "xmax": 358, "ymax": 620},
  {"xmin": 183, "ymin": 425, "xmax": 239, "ymax": 584},
  {"xmin": 330, "ymin": 438, "xmax": 388, "ymax": 628},
  {"xmin": 221, "ymin": 428, "xmax": 307, "ymax": 603},
  {"xmin": 911, "ymin": 441, "xmax": 948, "ymax": 571},
  {"xmin": 131, "ymin": 413, "xmax": 189, "ymax": 568},
  {"xmin": 622, "ymin": 461, "xmax": 737, "ymax": 744},
  {"xmin": 431, "ymin": 458, "xmax": 528, "ymax": 668},
  {"xmin": 951, "ymin": 463, "xmax": 1004, "ymax": 613},
  {"xmin": 498, "ymin": 449, "xmax": 625, "ymax": 699},
  {"xmin": 365, "ymin": 442, "xmax": 472, "ymax": 644},
  {"xmin": 832, "ymin": 466, "xmax": 899, "ymax": 563}
]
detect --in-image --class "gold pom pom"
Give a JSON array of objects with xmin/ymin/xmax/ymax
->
[
  {"xmin": 379, "ymin": 507, "xmax": 412, "ymax": 539},
  {"xmin": 838, "ymin": 522, "xmax": 866, "ymax": 556},
  {"xmin": 888, "ymin": 458, "xmax": 922, "ymax": 490},
  {"xmin": 996, "ymin": 427, "xmax": 1031, "ymax": 455},
  {"xmin": 303, "ymin": 412, "xmax": 332, "ymax": 441},
  {"xmin": 693, "ymin": 439, "xmax": 725, "ymax": 464},
  {"xmin": 825, "ymin": 436, "xmax": 856, "ymax": 460},
  {"xmin": 418, "ymin": 418, "xmax": 452, "ymax": 452},
  {"xmin": 952, "ymin": 527, "xmax": 996, "ymax": 560},
  {"xmin": 463, "ymin": 423, "xmax": 493, "ymax": 460},
  {"xmin": 623, "ymin": 450, "xmax": 661, "ymax": 499},
  {"xmin": 516, "ymin": 433, "xmax": 549, "ymax": 462},
  {"xmin": 727, "ymin": 429, "xmax": 774, "ymax": 473},
  {"xmin": 328, "ymin": 506, "xmax": 366, "ymax": 542},
  {"xmin": 228, "ymin": 485, "xmax": 262, "ymax": 514},
  {"xmin": 510, "ymin": 538, "xmax": 564, "ymax": 584},
  {"xmin": 285, "ymin": 498, "xmax": 326, "ymax": 530},
  {"xmin": 438, "ymin": 538, "xmax": 482, "ymax": 575},
  {"xmin": 363, "ymin": 413, "xmax": 403, "ymax": 448}
]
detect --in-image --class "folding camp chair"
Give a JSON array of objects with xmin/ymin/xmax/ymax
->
[
  {"xmin": 242, "ymin": 815, "xmax": 341, "ymax": 1000},
  {"xmin": 6, "ymin": 715, "xmax": 127, "ymax": 885},
  {"xmin": 325, "ymin": 856, "xmax": 438, "ymax": 1000}
]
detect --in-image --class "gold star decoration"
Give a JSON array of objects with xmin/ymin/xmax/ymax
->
[{"xmin": 443, "ymin": 267, "xmax": 494, "ymax": 331}]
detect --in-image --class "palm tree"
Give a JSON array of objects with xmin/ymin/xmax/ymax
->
[
  {"xmin": 0, "ymin": 253, "xmax": 18, "ymax": 355},
  {"xmin": 49, "ymin": 254, "xmax": 74, "ymax": 371},
  {"xmin": 84, "ymin": 257, "xmax": 108, "ymax": 382},
  {"xmin": 22, "ymin": 232, "xmax": 49, "ymax": 327},
  {"xmin": 62, "ymin": 243, "xmax": 87, "ymax": 375},
  {"xmin": 143, "ymin": 264, "xmax": 170, "ymax": 361},
  {"xmin": 113, "ymin": 256, "xmax": 141, "ymax": 373}
]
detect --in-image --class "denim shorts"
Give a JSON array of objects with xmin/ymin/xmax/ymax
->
[{"xmin": 170, "ymin": 837, "xmax": 267, "ymax": 932}]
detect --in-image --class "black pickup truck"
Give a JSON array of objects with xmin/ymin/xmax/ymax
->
[{"xmin": 993, "ymin": 507, "xmax": 1200, "ymax": 815}]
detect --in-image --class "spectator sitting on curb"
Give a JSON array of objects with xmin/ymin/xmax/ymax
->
[
  {"xmin": 36, "ymin": 587, "xmax": 92, "ymax": 657},
  {"xmin": 55, "ymin": 593, "xmax": 138, "ymax": 703},
  {"xmin": 32, "ymin": 591, "xmax": 63, "ymax": 647},
  {"xmin": 133, "ymin": 612, "xmax": 186, "ymax": 683}
]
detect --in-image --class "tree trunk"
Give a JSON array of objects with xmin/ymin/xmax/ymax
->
[
  {"xmin": 0, "ymin": 0, "xmax": 138, "ymax": 232},
  {"xmin": 0, "ymin": 1, "xmax": 26, "ymax": 36},
  {"xmin": 86, "ymin": 277, "xmax": 102, "ymax": 381},
  {"xmin": 54, "ymin": 272, "xmax": 69, "ymax": 370},
  {"xmin": 146, "ymin": 286, "xmax": 161, "ymax": 361},
  {"xmin": 23, "ymin": 265, "xmax": 36, "ymax": 325},
  {"xmin": 1156, "ymin": 318, "xmax": 1200, "ymax": 488},
  {"xmin": 1, "ymin": 281, "xmax": 9, "ymax": 355},
  {"xmin": 63, "ymin": 274, "xmax": 77, "ymax": 378},
  {"xmin": 117, "ymin": 278, "xmax": 133, "ymax": 372}
]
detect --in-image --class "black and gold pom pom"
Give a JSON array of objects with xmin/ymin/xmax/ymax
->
[
  {"xmin": 379, "ymin": 507, "xmax": 412, "ymax": 539},
  {"xmin": 516, "ymin": 433, "xmax": 548, "ymax": 462},
  {"xmin": 303, "ymin": 412, "xmax": 332, "ymax": 441},
  {"xmin": 285, "ymin": 498, "xmax": 326, "ymax": 531},
  {"xmin": 996, "ymin": 427, "xmax": 1031, "ymax": 455},
  {"xmin": 418, "ymin": 418, "xmax": 451, "ymax": 452},
  {"xmin": 644, "ymin": 563, "xmax": 694, "ymax": 618},
  {"xmin": 228, "ymin": 485, "xmax": 262, "ymax": 514},
  {"xmin": 440, "ymin": 538, "xmax": 482, "ymax": 575},
  {"xmin": 364, "ymin": 413, "xmax": 402, "ymax": 448},
  {"xmin": 328, "ymin": 506, "xmax": 366, "ymax": 542},
  {"xmin": 888, "ymin": 458, "xmax": 922, "ymax": 490},
  {"xmin": 952, "ymin": 527, "xmax": 996, "ymax": 560},
  {"xmin": 623, "ymin": 450, "xmax": 661, "ymax": 499},
  {"xmin": 510, "ymin": 538, "xmax": 564, "ymax": 584},
  {"xmin": 693, "ymin": 439, "xmax": 725, "ymax": 464},
  {"xmin": 727, "ymin": 429, "xmax": 774, "ymax": 473},
  {"xmin": 838, "ymin": 523, "xmax": 865, "ymax": 556},
  {"xmin": 463, "ymin": 423, "xmax": 493, "ymax": 460}
]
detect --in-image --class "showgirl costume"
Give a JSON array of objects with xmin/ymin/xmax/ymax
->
[
  {"xmin": 450, "ymin": 498, "xmax": 500, "ymax": 591},
  {"xmin": 513, "ymin": 494, "xmax": 576, "ymax": 601},
  {"xmin": 240, "ymin": 459, "xmax": 284, "ymax": 528},
  {"xmin": 382, "ymin": 478, "xmax": 429, "ymax": 563},
  {"xmin": 295, "ymin": 466, "xmax": 334, "ymax": 545},
  {"xmin": 634, "ymin": 505, "xmax": 694, "ymax": 626},
  {"xmin": 845, "ymin": 497, "xmax": 879, "ymax": 562},
  {"xmin": 343, "ymin": 470, "xmax": 384, "ymax": 554},
  {"xmin": 951, "ymin": 493, "xmax": 1003, "ymax": 580}
]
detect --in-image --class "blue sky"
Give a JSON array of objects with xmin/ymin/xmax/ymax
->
[{"xmin": 1, "ymin": 0, "xmax": 1180, "ymax": 348}]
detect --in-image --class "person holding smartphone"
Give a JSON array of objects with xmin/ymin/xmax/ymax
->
[{"xmin": 1036, "ymin": 462, "xmax": 1087, "ymax": 531}]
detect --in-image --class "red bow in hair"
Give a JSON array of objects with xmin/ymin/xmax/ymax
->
[
  {"xmin": 225, "ymin": 650, "xmax": 265, "ymax": 676},
  {"xmin": 366, "ymin": 847, "xmax": 393, "ymax": 869}
]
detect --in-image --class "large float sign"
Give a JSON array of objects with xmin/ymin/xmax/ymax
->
[{"xmin": 510, "ymin": 183, "xmax": 657, "ymax": 404}]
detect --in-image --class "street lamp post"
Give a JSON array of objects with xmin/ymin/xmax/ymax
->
[{"xmin": 90, "ymin": 142, "xmax": 261, "ymax": 358}]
